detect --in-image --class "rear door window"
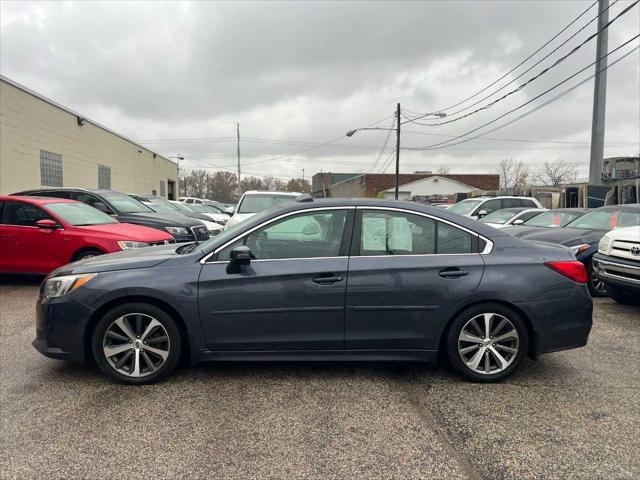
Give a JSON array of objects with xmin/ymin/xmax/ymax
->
[
  {"xmin": 2, "ymin": 201, "xmax": 53, "ymax": 226},
  {"xmin": 357, "ymin": 210, "xmax": 475, "ymax": 256}
]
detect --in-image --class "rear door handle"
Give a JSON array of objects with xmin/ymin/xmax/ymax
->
[
  {"xmin": 312, "ymin": 274, "xmax": 344, "ymax": 285},
  {"xmin": 438, "ymin": 268, "xmax": 469, "ymax": 278}
]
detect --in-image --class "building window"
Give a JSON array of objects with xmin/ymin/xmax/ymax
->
[
  {"xmin": 160, "ymin": 180, "xmax": 166, "ymax": 197},
  {"xmin": 40, "ymin": 150, "xmax": 63, "ymax": 187},
  {"xmin": 98, "ymin": 164, "xmax": 111, "ymax": 189}
]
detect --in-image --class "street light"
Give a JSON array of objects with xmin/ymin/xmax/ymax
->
[{"xmin": 345, "ymin": 106, "xmax": 446, "ymax": 199}]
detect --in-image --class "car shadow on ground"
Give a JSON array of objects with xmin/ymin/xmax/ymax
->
[{"xmin": 0, "ymin": 274, "xmax": 45, "ymax": 286}]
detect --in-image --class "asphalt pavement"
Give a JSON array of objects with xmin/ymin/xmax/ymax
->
[{"xmin": 1, "ymin": 276, "xmax": 638, "ymax": 479}]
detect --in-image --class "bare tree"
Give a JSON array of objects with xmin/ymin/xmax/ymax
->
[
  {"xmin": 240, "ymin": 176, "xmax": 265, "ymax": 192},
  {"xmin": 184, "ymin": 169, "xmax": 208, "ymax": 198},
  {"xmin": 209, "ymin": 171, "xmax": 238, "ymax": 203},
  {"xmin": 262, "ymin": 176, "xmax": 286, "ymax": 191},
  {"xmin": 532, "ymin": 159, "xmax": 578, "ymax": 187},
  {"xmin": 436, "ymin": 166, "xmax": 450, "ymax": 174},
  {"xmin": 497, "ymin": 158, "xmax": 529, "ymax": 192},
  {"xmin": 284, "ymin": 178, "xmax": 311, "ymax": 193}
]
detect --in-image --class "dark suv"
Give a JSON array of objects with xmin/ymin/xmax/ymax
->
[{"xmin": 13, "ymin": 188, "xmax": 209, "ymax": 243}]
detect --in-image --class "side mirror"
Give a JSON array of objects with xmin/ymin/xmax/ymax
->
[
  {"xmin": 36, "ymin": 219, "xmax": 58, "ymax": 229},
  {"xmin": 225, "ymin": 207, "xmax": 235, "ymax": 215},
  {"xmin": 513, "ymin": 219, "xmax": 525, "ymax": 225},
  {"xmin": 230, "ymin": 245, "xmax": 251, "ymax": 265},
  {"xmin": 476, "ymin": 209, "xmax": 488, "ymax": 218}
]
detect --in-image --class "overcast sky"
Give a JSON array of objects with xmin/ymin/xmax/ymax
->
[{"xmin": 1, "ymin": 0, "xmax": 638, "ymax": 181}]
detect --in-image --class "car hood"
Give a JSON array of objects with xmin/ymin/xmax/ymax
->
[
  {"xmin": 521, "ymin": 227, "xmax": 605, "ymax": 246},
  {"xmin": 122, "ymin": 211, "xmax": 204, "ymax": 228},
  {"xmin": 77, "ymin": 223, "xmax": 173, "ymax": 241},
  {"xmin": 50, "ymin": 243, "xmax": 180, "ymax": 276}
]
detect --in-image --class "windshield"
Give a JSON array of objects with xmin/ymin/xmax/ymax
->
[
  {"xmin": 203, "ymin": 203, "xmax": 226, "ymax": 214},
  {"xmin": 565, "ymin": 209, "xmax": 640, "ymax": 230},
  {"xmin": 171, "ymin": 201, "xmax": 192, "ymax": 213},
  {"xmin": 480, "ymin": 210, "xmax": 518, "ymax": 224},
  {"xmin": 47, "ymin": 202, "xmax": 118, "ymax": 226},
  {"xmin": 102, "ymin": 193, "xmax": 152, "ymax": 213},
  {"xmin": 146, "ymin": 198, "xmax": 181, "ymax": 214},
  {"xmin": 188, "ymin": 204, "xmax": 216, "ymax": 214},
  {"xmin": 523, "ymin": 210, "xmax": 583, "ymax": 228},
  {"xmin": 238, "ymin": 194, "xmax": 297, "ymax": 214},
  {"xmin": 448, "ymin": 199, "xmax": 483, "ymax": 215}
]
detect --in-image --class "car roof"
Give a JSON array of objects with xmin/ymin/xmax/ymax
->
[
  {"xmin": 492, "ymin": 207, "xmax": 531, "ymax": 213},
  {"xmin": 243, "ymin": 190, "xmax": 301, "ymax": 196},
  {"xmin": 595, "ymin": 203, "xmax": 639, "ymax": 211},
  {"xmin": 13, "ymin": 187, "xmax": 123, "ymax": 196},
  {"xmin": 1, "ymin": 195, "xmax": 77, "ymax": 205}
]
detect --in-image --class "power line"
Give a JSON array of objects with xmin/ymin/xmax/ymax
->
[
  {"xmin": 406, "ymin": 0, "xmax": 599, "ymax": 118},
  {"xmin": 404, "ymin": 0, "xmax": 620, "ymax": 124},
  {"xmin": 408, "ymin": 42, "xmax": 639, "ymax": 152},
  {"xmin": 368, "ymin": 116, "xmax": 396, "ymax": 173},
  {"xmin": 404, "ymin": 0, "xmax": 638, "ymax": 127}
]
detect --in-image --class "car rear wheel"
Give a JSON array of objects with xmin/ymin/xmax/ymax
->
[
  {"xmin": 446, "ymin": 304, "xmax": 528, "ymax": 382},
  {"xmin": 92, "ymin": 303, "xmax": 182, "ymax": 385},
  {"xmin": 587, "ymin": 261, "xmax": 607, "ymax": 297}
]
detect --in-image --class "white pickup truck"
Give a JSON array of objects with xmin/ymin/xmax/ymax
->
[{"xmin": 592, "ymin": 225, "xmax": 640, "ymax": 305}]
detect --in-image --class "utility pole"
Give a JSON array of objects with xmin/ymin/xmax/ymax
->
[
  {"xmin": 395, "ymin": 102, "xmax": 401, "ymax": 200},
  {"xmin": 589, "ymin": 0, "xmax": 609, "ymax": 186},
  {"xmin": 236, "ymin": 122, "xmax": 241, "ymax": 196},
  {"xmin": 302, "ymin": 168, "xmax": 305, "ymax": 183}
]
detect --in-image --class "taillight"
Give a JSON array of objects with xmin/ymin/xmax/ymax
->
[{"xmin": 544, "ymin": 261, "xmax": 588, "ymax": 284}]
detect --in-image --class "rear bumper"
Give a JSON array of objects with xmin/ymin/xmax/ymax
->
[{"xmin": 515, "ymin": 286, "xmax": 593, "ymax": 357}]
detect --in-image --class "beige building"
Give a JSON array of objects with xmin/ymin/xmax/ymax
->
[{"xmin": 0, "ymin": 75, "xmax": 178, "ymax": 198}]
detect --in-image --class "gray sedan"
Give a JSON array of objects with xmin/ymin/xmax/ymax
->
[{"xmin": 34, "ymin": 199, "xmax": 592, "ymax": 384}]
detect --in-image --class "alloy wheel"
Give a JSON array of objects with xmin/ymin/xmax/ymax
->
[
  {"xmin": 102, "ymin": 313, "xmax": 170, "ymax": 377},
  {"xmin": 458, "ymin": 313, "xmax": 519, "ymax": 375}
]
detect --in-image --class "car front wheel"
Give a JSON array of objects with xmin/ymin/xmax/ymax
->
[
  {"xmin": 92, "ymin": 303, "xmax": 182, "ymax": 385},
  {"xmin": 446, "ymin": 304, "xmax": 529, "ymax": 382}
]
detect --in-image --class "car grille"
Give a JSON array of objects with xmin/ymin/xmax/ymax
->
[
  {"xmin": 611, "ymin": 240, "xmax": 640, "ymax": 261},
  {"xmin": 191, "ymin": 225, "xmax": 210, "ymax": 241}
]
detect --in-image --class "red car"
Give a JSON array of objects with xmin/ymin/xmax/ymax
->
[{"xmin": 0, "ymin": 196, "xmax": 174, "ymax": 274}]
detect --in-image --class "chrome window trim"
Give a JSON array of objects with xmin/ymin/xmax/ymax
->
[
  {"xmin": 200, "ymin": 206, "xmax": 355, "ymax": 264},
  {"xmin": 203, "ymin": 256, "xmax": 348, "ymax": 265},
  {"xmin": 356, "ymin": 206, "xmax": 494, "ymax": 255},
  {"xmin": 199, "ymin": 204, "xmax": 494, "ymax": 264}
]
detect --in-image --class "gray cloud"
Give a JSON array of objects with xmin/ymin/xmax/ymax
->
[{"xmin": 1, "ymin": 0, "xmax": 638, "ymax": 180}]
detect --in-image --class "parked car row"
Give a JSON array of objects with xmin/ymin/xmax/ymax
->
[
  {"xmin": 1, "ymin": 188, "xmax": 221, "ymax": 274},
  {"xmin": 446, "ymin": 196, "xmax": 639, "ymax": 299}
]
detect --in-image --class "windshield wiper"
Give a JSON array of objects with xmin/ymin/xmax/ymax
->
[{"xmin": 177, "ymin": 242, "xmax": 200, "ymax": 255}]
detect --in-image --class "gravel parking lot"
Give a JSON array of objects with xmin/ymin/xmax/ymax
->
[{"xmin": 1, "ymin": 276, "xmax": 638, "ymax": 480}]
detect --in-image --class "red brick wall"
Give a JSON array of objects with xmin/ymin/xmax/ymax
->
[{"xmin": 363, "ymin": 174, "xmax": 499, "ymax": 197}]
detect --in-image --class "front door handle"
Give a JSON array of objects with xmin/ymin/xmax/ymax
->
[
  {"xmin": 312, "ymin": 274, "xmax": 344, "ymax": 285},
  {"xmin": 438, "ymin": 268, "xmax": 469, "ymax": 278}
]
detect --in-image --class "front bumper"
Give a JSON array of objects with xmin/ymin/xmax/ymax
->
[
  {"xmin": 34, "ymin": 293, "xmax": 95, "ymax": 362},
  {"xmin": 592, "ymin": 253, "xmax": 640, "ymax": 289}
]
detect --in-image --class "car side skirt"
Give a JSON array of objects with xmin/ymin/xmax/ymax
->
[{"xmin": 194, "ymin": 349, "xmax": 438, "ymax": 364}]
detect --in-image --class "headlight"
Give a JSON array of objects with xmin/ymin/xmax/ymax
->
[
  {"xmin": 165, "ymin": 226, "xmax": 189, "ymax": 235},
  {"xmin": 217, "ymin": 218, "xmax": 228, "ymax": 225},
  {"xmin": 569, "ymin": 244, "xmax": 591, "ymax": 256},
  {"xmin": 42, "ymin": 274, "xmax": 96, "ymax": 298},
  {"xmin": 598, "ymin": 236, "xmax": 610, "ymax": 254},
  {"xmin": 117, "ymin": 240, "xmax": 151, "ymax": 250}
]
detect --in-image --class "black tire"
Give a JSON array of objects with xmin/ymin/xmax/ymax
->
[
  {"xmin": 587, "ymin": 261, "xmax": 607, "ymax": 297},
  {"xmin": 92, "ymin": 303, "xmax": 182, "ymax": 385},
  {"xmin": 606, "ymin": 285, "xmax": 640, "ymax": 306},
  {"xmin": 74, "ymin": 249, "xmax": 103, "ymax": 261},
  {"xmin": 446, "ymin": 303, "xmax": 529, "ymax": 383}
]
